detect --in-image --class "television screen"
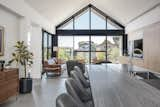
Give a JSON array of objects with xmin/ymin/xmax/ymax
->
[
  {"xmin": 134, "ymin": 39, "xmax": 143, "ymax": 51},
  {"xmin": 133, "ymin": 39, "xmax": 143, "ymax": 58}
]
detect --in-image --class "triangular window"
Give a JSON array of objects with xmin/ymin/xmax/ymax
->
[
  {"xmin": 91, "ymin": 8, "xmax": 106, "ymax": 29},
  {"xmin": 107, "ymin": 19, "xmax": 123, "ymax": 30},
  {"xmin": 58, "ymin": 19, "xmax": 73, "ymax": 30},
  {"xmin": 56, "ymin": 4, "xmax": 124, "ymax": 30},
  {"xmin": 75, "ymin": 9, "xmax": 90, "ymax": 29}
]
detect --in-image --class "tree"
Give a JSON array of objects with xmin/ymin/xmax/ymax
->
[{"xmin": 7, "ymin": 41, "xmax": 33, "ymax": 78}]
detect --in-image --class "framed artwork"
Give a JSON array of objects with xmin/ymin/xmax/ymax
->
[{"xmin": 0, "ymin": 26, "xmax": 4, "ymax": 56}]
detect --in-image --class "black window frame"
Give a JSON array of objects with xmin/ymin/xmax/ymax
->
[
  {"xmin": 42, "ymin": 29, "xmax": 54, "ymax": 63},
  {"xmin": 55, "ymin": 4, "xmax": 127, "ymax": 63}
]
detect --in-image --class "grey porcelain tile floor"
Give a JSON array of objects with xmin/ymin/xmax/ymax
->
[{"xmin": 0, "ymin": 75, "xmax": 67, "ymax": 107}]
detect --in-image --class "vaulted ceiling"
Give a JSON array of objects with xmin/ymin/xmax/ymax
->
[{"xmin": 24, "ymin": 0, "xmax": 160, "ymax": 27}]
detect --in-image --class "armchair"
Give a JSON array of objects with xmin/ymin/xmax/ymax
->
[{"xmin": 42, "ymin": 61, "xmax": 61, "ymax": 77}]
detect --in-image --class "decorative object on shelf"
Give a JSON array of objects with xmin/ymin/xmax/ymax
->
[
  {"xmin": 7, "ymin": 41, "xmax": 33, "ymax": 93},
  {"xmin": 0, "ymin": 26, "xmax": 4, "ymax": 56},
  {"xmin": 133, "ymin": 39, "xmax": 143, "ymax": 58},
  {"xmin": 133, "ymin": 49, "xmax": 143, "ymax": 58},
  {"xmin": 0, "ymin": 60, "xmax": 5, "ymax": 71}
]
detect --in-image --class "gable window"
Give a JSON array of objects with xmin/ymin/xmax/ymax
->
[{"xmin": 56, "ymin": 4, "xmax": 127, "ymax": 63}]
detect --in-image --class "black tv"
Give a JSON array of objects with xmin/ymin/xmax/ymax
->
[
  {"xmin": 134, "ymin": 39, "xmax": 143, "ymax": 51},
  {"xmin": 133, "ymin": 39, "xmax": 143, "ymax": 58}
]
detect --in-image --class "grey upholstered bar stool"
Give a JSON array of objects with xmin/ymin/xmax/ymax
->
[
  {"xmin": 70, "ymin": 70, "xmax": 90, "ymax": 89},
  {"xmin": 66, "ymin": 60, "xmax": 85, "ymax": 76},
  {"xmin": 73, "ymin": 66, "xmax": 90, "ymax": 88},
  {"xmin": 56, "ymin": 93, "xmax": 84, "ymax": 107},
  {"xmin": 65, "ymin": 78, "xmax": 93, "ymax": 107},
  {"xmin": 74, "ymin": 66, "xmax": 89, "ymax": 79}
]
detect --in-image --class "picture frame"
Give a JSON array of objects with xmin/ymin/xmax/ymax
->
[{"xmin": 0, "ymin": 26, "xmax": 4, "ymax": 56}]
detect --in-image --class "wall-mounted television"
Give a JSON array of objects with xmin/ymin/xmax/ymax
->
[{"xmin": 133, "ymin": 39, "xmax": 143, "ymax": 58}]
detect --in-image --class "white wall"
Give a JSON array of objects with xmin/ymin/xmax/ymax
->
[
  {"xmin": 29, "ymin": 25, "xmax": 42, "ymax": 78},
  {"xmin": 126, "ymin": 5, "xmax": 160, "ymax": 33},
  {"xmin": 0, "ymin": 6, "xmax": 20, "ymax": 67},
  {"xmin": 0, "ymin": 1, "xmax": 52, "ymax": 78},
  {"xmin": 18, "ymin": 17, "xmax": 43, "ymax": 78},
  {"xmin": 0, "ymin": 0, "xmax": 55, "ymax": 78},
  {"xmin": 0, "ymin": 0, "xmax": 54, "ymax": 33}
]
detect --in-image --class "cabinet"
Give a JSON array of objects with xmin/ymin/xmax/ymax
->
[{"xmin": 0, "ymin": 68, "xmax": 19, "ymax": 104}]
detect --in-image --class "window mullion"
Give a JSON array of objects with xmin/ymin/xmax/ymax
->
[
  {"xmin": 73, "ymin": 17, "xmax": 75, "ymax": 60},
  {"xmin": 89, "ymin": 7, "xmax": 91, "ymax": 63},
  {"xmin": 106, "ymin": 17, "xmax": 108, "ymax": 61}
]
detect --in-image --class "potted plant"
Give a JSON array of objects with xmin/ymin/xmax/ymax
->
[{"xmin": 7, "ymin": 41, "xmax": 33, "ymax": 93}]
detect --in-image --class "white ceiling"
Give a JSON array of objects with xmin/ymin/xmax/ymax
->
[{"xmin": 25, "ymin": 0, "xmax": 160, "ymax": 27}]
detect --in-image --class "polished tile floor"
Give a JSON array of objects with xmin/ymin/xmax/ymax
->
[{"xmin": 0, "ymin": 73, "xmax": 67, "ymax": 107}]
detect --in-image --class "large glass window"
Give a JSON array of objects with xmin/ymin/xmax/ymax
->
[
  {"xmin": 42, "ymin": 31, "xmax": 53, "ymax": 61},
  {"xmin": 48, "ymin": 34, "xmax": 52, "ymax": 59},
  {"xmin": 91, "ymin": 52, "xmax": 106, "ymax": 63},
  {"xmin": 58, "ymin": 35, "xmax": 123, "ymax": 63},
  {"xmin": 75, "ymin": 9, "xmax": 90, "ymax": 29},
  {"xmin": 107, "ymin": 36, "xmax": 122, "ymax": 63},
  {"xmin": 58, "ymin": 19, "xmax": 73, "ymax": 30},
  {"xmin": 74, "ymin": 52, "xmax": 89, "ymax": 63},
  {"xmin": 91, "ymin": 9, "xmax": 106, "ymax": 29},
  {"xmin": 74, "ymin": 36, "xmax": 90, "ymax": 63},
  {"xmin": 90, "ymin": 36, "xmax": 106, "ymax": 63},
  {"xmin": 43, "ymin": 32, "xmax": 48, "ymax": 61},
  {"xmin": 58, "ymin": 36, "xmax": 73, "ymax": 61},
  {"xmin": 74, "ymin": 36, "xmax": 89, "ymax": 51},
  {"xmin": 56, "ymin": 5, "xmax": 125, "ymax": 64},
  {"xmin": 91, "ymin": 36, "xmax": 106, "ymax": 51},
  {"xmin": 107, "ymin": 19, "xmax": 123, "ymax": 30}
]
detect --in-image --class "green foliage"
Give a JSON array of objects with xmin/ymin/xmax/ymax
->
[
  {"xmin": 134, "ymin": 49, "xmax": 142, "ymax": 54},
  {"xmin": 58, "ymin": 48, "xmax": 71, "ymax": 61},
  {"xmin": 108, "ymin": 47, "xmax": 119, "ymax": 63},
  {"xmin": 7, "ymin": 41, "xmax": 33, "ymax": 78},
  {"xmin": 96, "ymin": 52, "xmax": 105, "ymax": 60}
]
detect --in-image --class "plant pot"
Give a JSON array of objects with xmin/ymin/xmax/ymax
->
[{"xmin": 19, "ymin": 78, "xmax": 32, "ymax": 94}]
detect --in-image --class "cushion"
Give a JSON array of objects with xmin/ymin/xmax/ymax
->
[{"xmin": 48, "ymin": 58, "xmax": 56, "ymax": 65}]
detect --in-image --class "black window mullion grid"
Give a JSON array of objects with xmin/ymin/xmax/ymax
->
[
  {"xmin": 51, "ymin": 35, "xmax": 54, "ymax": 57},
  {"xmin": 89, "ymin": 6, "xmax": 91, "ymax": 64},
  {"xmin": 42, "ymin": 30, "xmax": 44, "ymax": 64},
  {"xmin": 106, "ymin": 17, "xmax": 108, "ymax": 61},
  {"xmin": 55, "ymin": 5, "xmax": 126, "ymax": 63},
  {"xmin": 49, "ymin": 35, "xmax": 53, "ymax": 58},
  {"xmin": 47, "ymin": 33, "xmax": 49, "ymax": 59},
  {"xmin": 42, "ymin": 30, "xmax": 54, "ymax": 61},
  {"xmin": 73, "ymin": 17, "xmax": 75, "ymax": 60}
]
